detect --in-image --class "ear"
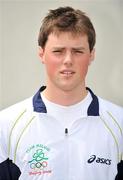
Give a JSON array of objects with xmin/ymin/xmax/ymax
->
[
  {"xmin": 38, "ymin": 46, "xmax": 45, "ymax": 64},
  {"xmin": 89, "ymin": 48, "xmax": 95, "ymax": 65}
]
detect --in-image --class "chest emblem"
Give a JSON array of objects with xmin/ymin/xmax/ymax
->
[{"xmin": 26, "ymin": 144, "xmax": 52, "ymax": 176}]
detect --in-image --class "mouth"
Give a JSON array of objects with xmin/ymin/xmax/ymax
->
[{"xmin": 60, "ymin": 70, "xmax": 75, "ymax": 76}]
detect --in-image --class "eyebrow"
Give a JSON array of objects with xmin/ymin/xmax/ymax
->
[
  {"xmin": 52, "ymin": 47, "xmax": 86, "ymax": 50},
  {"xmin": 72, "ymin": 47, "xmax": 86, "ymax": 50}
]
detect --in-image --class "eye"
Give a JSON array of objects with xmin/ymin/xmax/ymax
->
[
  {"xmin": 52, "ymin": 49, "xmax": 64, "ymax": 55},
  {"xmin": 74, "ymin": 50, "xmax": 84, "ymax": 54}
]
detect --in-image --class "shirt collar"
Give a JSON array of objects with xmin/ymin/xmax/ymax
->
[{"xmin": 33, "ymin": 86, "xmax": 99, "ymax": 116}]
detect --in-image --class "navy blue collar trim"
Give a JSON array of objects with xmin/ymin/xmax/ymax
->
[
  {"xmin": 86, "ymin": 87, "xmax": 99, "ymax": 116},
  {"xmin": 33, "ymin": 86, "xmax": 99, "ymax": 116},
  {"xmin": 33, "ymin": 86, "xmax": 47, "ymax": 113}
]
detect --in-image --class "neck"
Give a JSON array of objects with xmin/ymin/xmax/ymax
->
[{"xmin": 42, "ymin": 84, "xmax": 88, "ymax": 106}]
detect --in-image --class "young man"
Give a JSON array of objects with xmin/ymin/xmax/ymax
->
[{"xmin": 0, "ymin": 6, "xmax": 123, "ymax": 180}]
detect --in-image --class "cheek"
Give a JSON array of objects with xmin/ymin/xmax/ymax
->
[
  {"xmin": 78, "ymin": 57, "xmax": 90, "ymax": 74},
  {"xmin": 44, "ymin": 55, "xmax": 59, "ymax": 76}
]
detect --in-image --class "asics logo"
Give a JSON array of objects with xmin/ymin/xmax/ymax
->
[{"xmin": 87, "ymin": 155, "xmax": 111, "ymax": 165}]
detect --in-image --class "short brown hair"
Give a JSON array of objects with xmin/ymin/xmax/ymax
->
[{"xmin": 38, "ymin": 6, "xmax": 96, "ymax": 51}]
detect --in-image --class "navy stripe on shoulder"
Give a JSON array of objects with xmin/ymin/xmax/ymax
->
[
  {"xmin": 115, "ymin": 160, "xmax": 123, "ymax": 180},
  {"xmin": 0, "ymin": 159, "xmax": 21, "ymax": 180}
]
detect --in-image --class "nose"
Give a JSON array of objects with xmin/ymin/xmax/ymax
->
[{"xmin": 63, "ymin": 52, "xmax": 73, "ymax": 66}]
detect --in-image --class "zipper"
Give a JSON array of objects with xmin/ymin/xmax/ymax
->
[
  {"xmin": 64, "ymin": 128, "xmax": 69, "ymax": 179},
  {"xmin": 65, "ymin": 128, "xmax": 68, "ymax": 136}
]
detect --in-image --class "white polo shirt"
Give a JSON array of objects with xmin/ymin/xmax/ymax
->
[{"xmin": 0, "ymin": 86, "xmax": 123, "ymax": 180}]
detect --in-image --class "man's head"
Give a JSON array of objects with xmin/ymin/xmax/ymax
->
[{"xmin": 38, "ymin": 6, "xmax": 96, "ymax": 52}]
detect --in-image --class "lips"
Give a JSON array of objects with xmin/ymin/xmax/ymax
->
[{"xmin": 60, "ymin": 70, "xmax": 75, "ymax": 75}]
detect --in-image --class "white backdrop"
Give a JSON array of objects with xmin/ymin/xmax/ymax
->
[{"xmin": 0, "ymin": 0, "xmax": 123, "ymax": 110}]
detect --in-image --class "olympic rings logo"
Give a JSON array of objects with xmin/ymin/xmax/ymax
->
[
  {"xmin": 30, "ymin": 161, "xmax": 48, "ymax": 170},
  {"xmin": 28, "ymin": 149, "xmax": 48, "ymax": 170}
]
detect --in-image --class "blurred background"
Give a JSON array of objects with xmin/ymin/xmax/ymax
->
[{"xmin": 0, "ymin": 0, "xmax": 123, "ymax": 110}]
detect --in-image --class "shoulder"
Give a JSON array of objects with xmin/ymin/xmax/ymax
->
[
  {"xmin": 98, "ymin": 97, "xmax": 123, "ymax": 130},
  {"xmin": 0, "ymin": 97, "xmax": 33, "ymax": 125},
  {"xmin": 98, "ymin": 97, "xmax": 123, "ymax": 117}
]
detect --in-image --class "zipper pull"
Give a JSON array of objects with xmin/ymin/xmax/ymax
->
[{"xmin": 65, "ymin": 128, "xmax": 68, "ymax": 136}]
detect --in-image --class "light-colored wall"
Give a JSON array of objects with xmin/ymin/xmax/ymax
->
[
  {"xmin": 0, "ymin": 3, "xmax": 2, "ymax": 110},
  {"xmin": 0, "ymin": 0, "xmax": 123, "ymax": 110}
]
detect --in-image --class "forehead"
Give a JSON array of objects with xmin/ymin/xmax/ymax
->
[{"xmin": 46, "ymin": 32, "xmax": 89, "ymax": 47}]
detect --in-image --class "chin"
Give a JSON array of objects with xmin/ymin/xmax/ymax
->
[{"xmin": 57, "ymin": 84, "xmax": 80, "ymax": 92}]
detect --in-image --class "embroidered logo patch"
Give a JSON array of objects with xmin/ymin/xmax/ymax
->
[{"xmin": 26, "ymin": 144, "xmax": 52, "ymax": 176}]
